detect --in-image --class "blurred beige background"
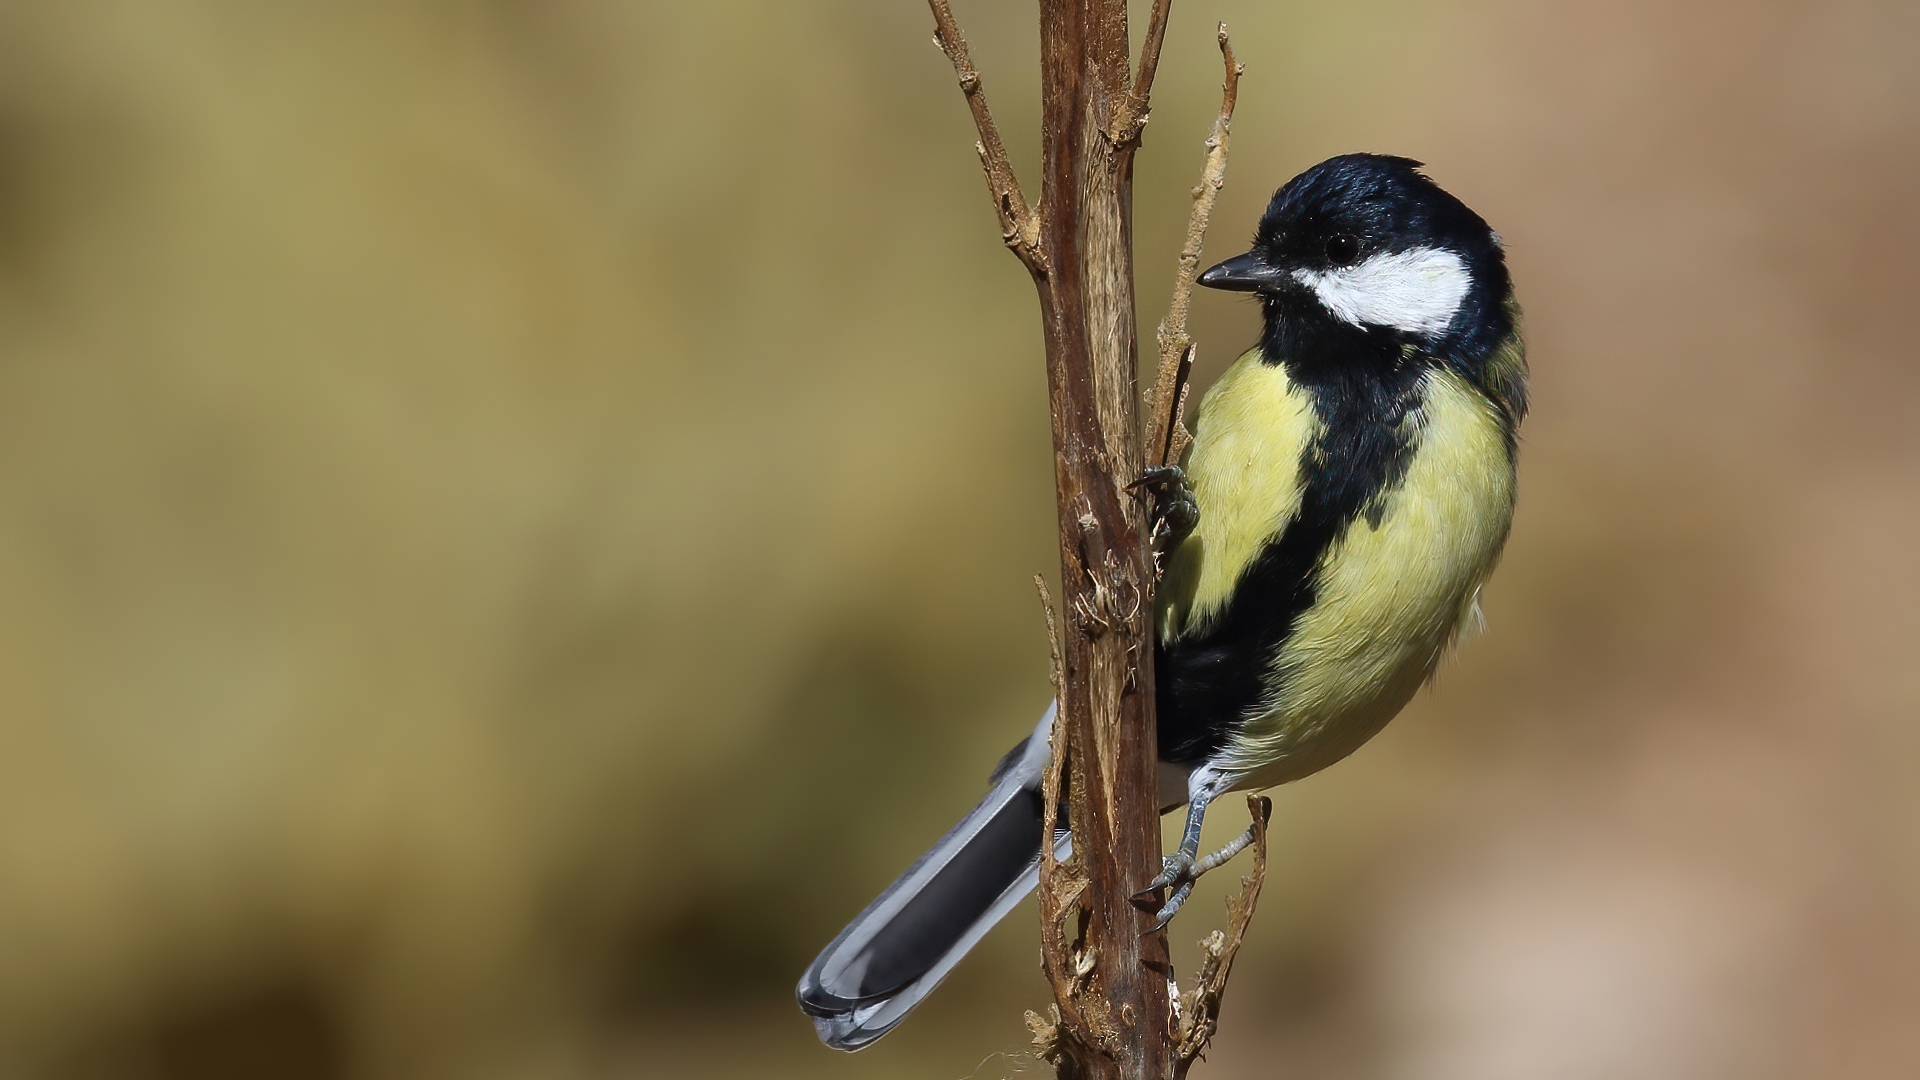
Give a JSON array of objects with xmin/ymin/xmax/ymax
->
[{"xmin": 0, "ymin": 1, "xmax": 1915, "ymax": 1077}]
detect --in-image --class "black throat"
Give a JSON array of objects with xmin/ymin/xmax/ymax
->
[{"xmin": 1155, "ymin": 307, "xmax": 1430, "ymax": 766}]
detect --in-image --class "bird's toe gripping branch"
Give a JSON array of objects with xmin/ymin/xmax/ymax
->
[
  {"xmin": 1138, "ymin": 851, "xmax": 1199, "ymax": 931},
  {"xmin": 1131, "ymin": 782, "xmax": 1260, "ymax": 929},
  {"xmin": 1132, "ymin": 464, "xmax": 1200, "ymax": 558}
]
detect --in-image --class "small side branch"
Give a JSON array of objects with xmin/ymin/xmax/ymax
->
[
  {"xmin": 1172, "ymin": 795, "xmax": 1272, "ymax": 1079},
  {"xmin": 928, "ymin": 0, "xmax": 1045, "ymax": 273},
  {"xmin": 1146, "ymin": 25, "xmax": 1242, "ymax": 469},
  {"xmin": 1035, "ymin": 574, "xmax": 1065, "ymax": 696},
  {"xmin": 1031, "ymin": 683, "xmax": 1100, "ymax": 1066},
  {"xmin": 1116, "ymin": 0, "xmax": 1174, "ymax": 144}
]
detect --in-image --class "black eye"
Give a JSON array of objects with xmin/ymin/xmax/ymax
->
[{"xmin": 1325, "ymin": 234, "xmax": 1361, "ymax": 266}]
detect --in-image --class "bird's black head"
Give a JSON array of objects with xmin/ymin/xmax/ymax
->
[{"xmin": 1200, "ymin": 154, "xmax": 1514, "ymax": 374}]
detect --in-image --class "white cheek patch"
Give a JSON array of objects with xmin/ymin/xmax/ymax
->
[{"xmin": 1292, "ymin": 247, "xmax": 1472, "ymax": 336}]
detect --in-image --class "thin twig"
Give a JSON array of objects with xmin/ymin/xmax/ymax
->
[
  {"xmin": 1117, "ymin": 0, "xmax": 1174, "ymax": 144},
  {"xmin": 1172, "ymin": 794, "xmax": 1271, "ymax": 1079},
  {"xmin": 1146, "ymin": 24, "xmax": 1242, "ymax": 469},
  {"xmin": 928, "ymin": 0, "xmax": 1045, "ymax": 272}
]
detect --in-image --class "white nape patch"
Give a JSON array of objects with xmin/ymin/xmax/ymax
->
[{"xmin": 1293, "ymin": 247, "xmax": 1471, "ymax": 336}]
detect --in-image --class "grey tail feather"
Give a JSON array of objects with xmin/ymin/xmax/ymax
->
[{"xmin": 796, "ymin": 704, "xmax": 1067, "ymax": 1052}]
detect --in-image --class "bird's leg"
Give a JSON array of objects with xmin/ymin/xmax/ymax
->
[
  {"xmin": 1133, "ymin": 771, "xmax": 1227, "ymax": 927},
  {"xmin": 1132, "ymin": 465, "xmax": 1199, "ymax": 558},
  {"xmin": 1152, "ymin": 810, "xmax": 1264, "ymax": 944}
]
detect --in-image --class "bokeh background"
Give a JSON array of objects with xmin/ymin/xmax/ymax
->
[{"xmin": 0, "ymin": 1, "xmax": 1915, "ymax": 1077}]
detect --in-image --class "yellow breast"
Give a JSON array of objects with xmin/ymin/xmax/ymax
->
[
  {"xmin": 1157, "ymin": 349, "xmax": 1318, "ymax": 642},
  {"xmin": 1223, "ymin": 366, "xmax": 1515, "ymax": 785}
]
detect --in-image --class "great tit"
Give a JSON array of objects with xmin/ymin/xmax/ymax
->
[{"xmin": 798, "ymin": 153, "xmax": 1527, "ymax": 1050}]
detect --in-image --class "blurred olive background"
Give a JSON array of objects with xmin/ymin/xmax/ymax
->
[{"xmin": 0, "ymin": 1, "xmax": 1915, "ymax": 1078}]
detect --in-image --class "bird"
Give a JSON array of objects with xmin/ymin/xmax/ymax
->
[{"xmin": 797, "ymin": 153, "xmax": 1527, "ymax": 1051}]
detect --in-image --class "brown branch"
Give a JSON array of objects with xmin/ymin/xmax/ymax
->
[
  {"xmin": 927, "ymin": 0, "xmax": 1045, "ymax": 272},
  {"xmin": 1146, "ymin": 24, "xmax": 1242, "ymax": 469},
  {"xmin": 1172, "ymin": 795, "xmax": 1272, "ymax": 1079},
  {"xmin": 933, "ymin": 3, "xmax": 1179, "ymax": 1077},
  {"xmin": 1027, "ymin": 2, "xmax": 1173, "ymax": 1077},
  {"xmin": 923, "ymin": 7, "xmax": 1276, "ymax": 1076}
]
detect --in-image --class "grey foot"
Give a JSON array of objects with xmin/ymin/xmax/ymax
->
[{"xmin": 1134, "ymin": 827, "xmax": 1259, "ymax": 928}]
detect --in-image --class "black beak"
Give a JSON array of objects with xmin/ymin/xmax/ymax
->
[{"xmin": 1197, "ymin": 251, "xmax": 1287, "ymax": 292}]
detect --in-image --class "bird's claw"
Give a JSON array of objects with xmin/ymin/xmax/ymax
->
[
  {"xmin": 1131, "ymin": 465, "xmax": 1199, "ymax": 555},
  {"xmin": 1151, "ymin": 881, "xmax": 1197, "ymax": 931},
  {"xmin": 1133, "ymin": 851, "xmax": 1195, "ymax": 902},
  {"xmin": 1133, "ymin": 820, "xmax": 1261, "ymax": 927},
  {"xmin": 1133, "ymin": 851, "xmax": 1203, "ymax": 927}
]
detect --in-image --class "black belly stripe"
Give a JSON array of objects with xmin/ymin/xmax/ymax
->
[{"xmin": 1156, "ymin": 333, "xmax": 1430, "ymax": 766}]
